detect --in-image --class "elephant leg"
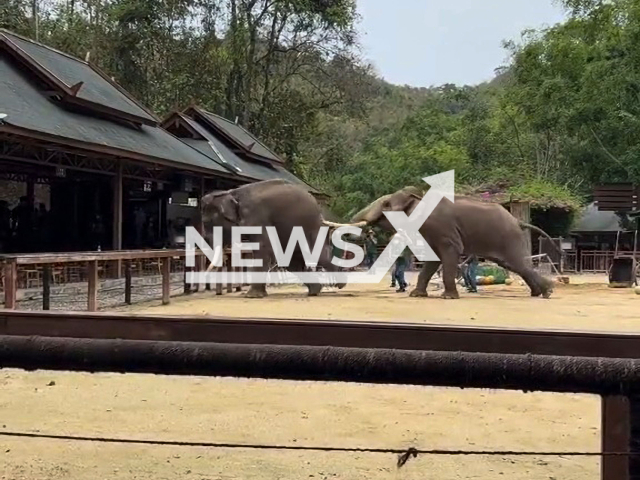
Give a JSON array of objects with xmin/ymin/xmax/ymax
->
[
  {"xmin": 494, "ymin": 255, "xmax": 553, "ymax": 298},
  {"xmin": 244, "ymin": 238, "xmax": 271, "ymax": 299},
  {"xmin": 317, "ymin": 246, "xmax": 346, "ymax": 290},
  {"xmin": 288, "ymin": 256, "xmax": 323, "ymax": 296},
  {"xmin": 440, "ymin": 248, "xmax": 461, "ymax": 299},
  {"xmin": 409, "ymin": 261, "xmax": 441, "ymax": 298}
]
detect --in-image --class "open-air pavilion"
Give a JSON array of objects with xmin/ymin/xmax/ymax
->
[{"xmin": 0, "ymin": 29, "xmax": 325, "ymax": 300}]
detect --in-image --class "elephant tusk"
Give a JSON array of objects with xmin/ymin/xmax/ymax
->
[{"xmin": 322, "ymin": 220, "xmax": 368, "ymax": 228}]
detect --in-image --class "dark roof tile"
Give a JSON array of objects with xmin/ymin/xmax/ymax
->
[
  {"xmin": 0, "ymin": 30, "xmax": 157, "ymax": 124},
  {"xmin": 195, "ymin": 108, "xmax": 282, "ymax": 163},
  {"xmin": 0, "ymin": 56, "xmax": 228, "ymax": 174},
  {"xmin": 165, "ymin": 112, "xmax": 318, "ymax": 193}
]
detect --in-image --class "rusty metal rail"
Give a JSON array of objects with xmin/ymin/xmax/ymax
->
[
  {"xmin": 2, "ymin": 310, "xmax": 640, "ymax": 359},
  {"xmin": 1, "ymin": 310, "xmax": 640, "ymax": 479},
  {"xmin": 0, "ymin": 335, "xmax": 638, "ymax": 395}
]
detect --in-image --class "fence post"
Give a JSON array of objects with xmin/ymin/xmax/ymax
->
[
  {"xmin": 124, "ymin": 260, "xmax": 132, "ymax": 305},
  {"xmin": 630, "ymin": 396, "xmax": 640, "ymax": 479},
  {"xmin": 42, "ymin": 265, "xmax": 51, "ymax": 311},
  {"xmin": 87, "ymin": 260, "xmax": 98, "ymax": 312},
  {"xmin": 601, "ymin": 395, "xmax": 631, "ymax": 480},
  {"xmin": 184, "ymin": 264, "xmax": 192, "ymax": 295},
  {"xmin": 226, "ymin": 263, "xmax": 233, "ymax": 293},
  {"xmin": 162, "ymin": 257, "xmax": 171, "ymax": 305},
  {"xmin": 215, "ymin": 252, "xmax": 224, "ymax": 295},
  {"xmin": 235, "ymin": 266, "xmax": 242, "ymax": 292},
  {"xmin": 3, "ymin": 260, "xmax": 17, "ymax": 309}
]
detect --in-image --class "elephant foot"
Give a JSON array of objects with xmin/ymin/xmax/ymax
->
[
  {"xmin": 441, "ymin": 290, "xmax": 460, "ymax": 299},
  {"xmin": 409, "ymin": 289, "xmax": 429, "ymax": 298},
  {"xmin": 529, "ymin": 285, "xmax": 545, "ymax": 297},
  {"xmin": 541, "ymin": 283, "xmax": 554, "ymax": 299},
  {"xmin": 306, "ymin": 283, "xmax": 323, "ymax": 296},
  {"xmin": 245, "ymin": 287, "xmax": 267, "ymax": 299}
]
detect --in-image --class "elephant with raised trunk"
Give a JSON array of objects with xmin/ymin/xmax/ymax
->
[
  {"xmin": 200, "ymin": 179, "xmax": 358, "ymax": 298},
  {"xmin": 350, "ymin": 186, "xmax": 562, "ymax": 299}
]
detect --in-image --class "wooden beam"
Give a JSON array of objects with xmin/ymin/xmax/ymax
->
[
  {"xmin": 602, "ymin": 395, "xmax": 630, "ymax": 480},
  {"xmin": 112, "ymin": 162, "xmax": 123, "ymax": 251}
]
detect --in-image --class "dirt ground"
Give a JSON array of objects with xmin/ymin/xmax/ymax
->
[{"xmin": 2, "ymin": 273, "xmax": 638, "ymax": 480}]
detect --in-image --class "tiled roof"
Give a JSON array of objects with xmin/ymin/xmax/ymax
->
[
  {"xmin": 187, "ymin": 107, "xmax": 283, "ymax": 163},
  {"xmin": 163, "ymin": 111, "xmax": 320, "ymax": 194},
  {"xmin": 0, "ymin": 29, "xmax": 157, "ymax": 125},
  {"xmin": 572, "ymin": 203, "xmax": 621, "ymax": 232},
  {"xmin": 0, "ymin": 55, "xmax": 228, "ymax": 174}
]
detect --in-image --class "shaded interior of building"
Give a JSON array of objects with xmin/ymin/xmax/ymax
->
[{"xmin": 0, "ymin": 168, "xmax": 222, "ymax": 254}]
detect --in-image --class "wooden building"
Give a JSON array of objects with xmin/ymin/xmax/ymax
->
[{"xmin": 0, "ymin": 29, "xmax": 320, "ymax": 255}]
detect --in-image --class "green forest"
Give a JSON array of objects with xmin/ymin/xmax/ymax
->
[{"xmin": 3, "ymin": 0, "xmax": 639, "ymax": 221}]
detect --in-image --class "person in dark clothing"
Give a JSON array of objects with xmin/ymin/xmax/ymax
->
[
  {"xmin": 462, "ymin": 254, "xmax": 478, "ymax": 293},
  {"xmin": 391, "ymin": 247, "xmax": 411, "ymax": 292},
  {"xmin": 364, "ymin": 230, "xmax": 378, "ymax": 268}
]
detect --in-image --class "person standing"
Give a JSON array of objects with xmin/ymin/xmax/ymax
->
[
  {"xmin": 462, "ymin": 254, "xmax": 479, "ymax": 293},
  {"xmin": 392, "ymin": 247, "xmax": 410, "ymax": 292},
  {"xmin": 364, "ymin": 230, "xmax": 378, "ymax": 268}
]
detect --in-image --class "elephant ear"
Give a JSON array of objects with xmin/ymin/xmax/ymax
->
[{"xmin": 218, "ymin": 193, "xmax": 241, "ymax": 224}]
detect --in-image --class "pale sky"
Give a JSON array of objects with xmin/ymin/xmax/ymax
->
[{"xmin": 356, "ymin": 0, "xmax": 567, "ymax": 87}]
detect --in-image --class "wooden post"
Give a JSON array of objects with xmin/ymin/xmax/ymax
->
[
  {"xmin": 216, "ymin": 266, "xmax": 223, "ymax": 295},
  {"xmin": 601, "ymin": 395, "xmax": 631, "ymax": 480},
  {"xmin": 42, "ymin": 265, "xmax": 51, "ymax": 311},
  {"xmin": 112, "ymin": 163, "xmax": 123, "ymax": 277},
  {"xmin": 235, "ymin": 267, "xmax": 242, "ymax": 292},
  {"xmin": 184, "ymin": 265, "xmax": 192, "ymax": 295},
  {"xmin": 87, "ymin": 260, "xmax": 98, "ymax": 312},
  {"xmin": 124, "ymin": 260, "xmax": 132, "ymax": 305},
  {"xmin": 3, "ymin": 260, "xmax": 17, "ymax": 309},
  {"xmin": 204, "ymin": 255, "xmax": 211, "ymax": 291},
  {"xmin": 510, "ymin": 201, "xmax": 532, "ymax": 257},
  {"xmin": 162, "ymin": 257, "xmax": 171, "ymax": 305}
]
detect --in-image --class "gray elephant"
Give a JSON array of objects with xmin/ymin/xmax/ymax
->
[
  {"xmin": 200, "ymin": 179, "xmax": 352, "ymax": 298},
  {"xmin": 350, "ymin": 186, "xmax": 562, "ymax": 299}
]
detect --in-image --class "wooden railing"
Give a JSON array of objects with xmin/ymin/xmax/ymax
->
[
  {"xmin": 0, "ymin": 249, "xmax": 244, "ymax": 311},
  {"xmin": 579, "ymin": 250, "xmax": 617, "ymax": 273}
]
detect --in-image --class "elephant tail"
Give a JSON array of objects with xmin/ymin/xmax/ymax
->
[{"xmin": 518, "ymin": 221, "xmax": 565, "ymax": 257}]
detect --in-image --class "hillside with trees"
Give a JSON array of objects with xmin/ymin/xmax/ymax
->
[{"xmin": 3, "ymin": 0, "xmax": 638, "ymax": 224}]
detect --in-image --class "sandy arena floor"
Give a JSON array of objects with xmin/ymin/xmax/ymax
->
[{"xmin": 1, "ymin": 273, "xmax": 637, "ymax": 479}]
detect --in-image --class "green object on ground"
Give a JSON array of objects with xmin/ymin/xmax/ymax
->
[{"xmin": 475, "ymin": 264, "xmax": 509, "ymax": 284}]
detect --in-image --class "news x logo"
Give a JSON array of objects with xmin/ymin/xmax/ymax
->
[{"xmin": 185, "ymin": 170, "xmax": 454, "ymax": 285}]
